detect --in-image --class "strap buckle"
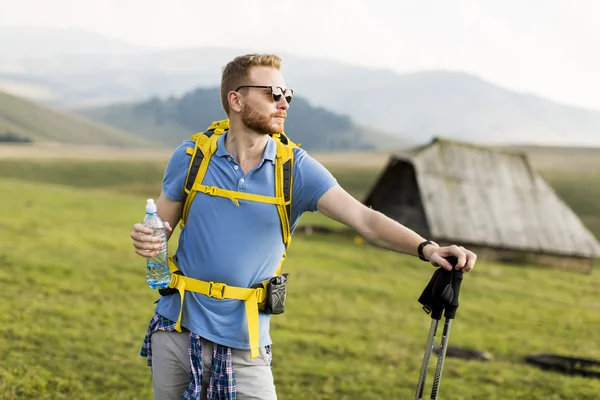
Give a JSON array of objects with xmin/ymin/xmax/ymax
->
[
  {"xmin": 204, "ymin": 186, "xmax": 217, "ymax": 195},
  {"xmin": 207, "ymin": 281, "xmax": 226, "ymax": 299}
]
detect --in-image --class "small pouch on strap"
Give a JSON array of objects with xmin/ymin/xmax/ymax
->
[
  {"xmin": 257, "ymin": 273, "xmax": 289, "ymax": 315},
  {"xmin": 158, "ymin": 270, "xmax": 184, "ymax": 296}
]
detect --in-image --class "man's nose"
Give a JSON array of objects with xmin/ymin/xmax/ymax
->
[{"xmin": 276, "ymin": 96, "xmax": 289, "ymax": 110}]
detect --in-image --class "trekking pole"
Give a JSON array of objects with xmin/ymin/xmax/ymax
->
[
  {"xmin": 430, "ymin": 267, "xmax": 463, "ymax": 400},
  {"xmin": 414, "ymin": 267, "xmax": 447, "ymax": 400},
  {"xmin": 415, "ymin": 315, "xmax": 440, "ymax": 399},
  {"xmin": 414, "ymin": 257, "xmax": 464, "ymax": 400}
]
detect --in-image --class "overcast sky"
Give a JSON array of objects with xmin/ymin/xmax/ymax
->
[{"xmin": 2, "ymin": 0, "xmax": 599, "ymax": 110}]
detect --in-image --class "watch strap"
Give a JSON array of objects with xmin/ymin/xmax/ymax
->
[{"xmin": 418, "ymin": 240, "xmax": 436, "ymax": 262}]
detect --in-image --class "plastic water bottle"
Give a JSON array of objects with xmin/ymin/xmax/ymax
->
[{"xmin": 142, "ymin": 199, "xmax": 171, "ymax": 289}]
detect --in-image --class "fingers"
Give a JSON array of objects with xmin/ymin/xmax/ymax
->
[
  {"xmin": 131, "ymin": 223, "xmax": 153, "ymax": 236},
  {"xmin": 132, "ymin": 240, "xmax": 164, "ymax": 257},
  {"xmin": 460, "ymin": 246, "xmax": 477, "ymax": 272},
  {"xmin": 430, "ymin": 253, "xmax": 454, "ymax": 271},
  {"xmin": 165, "ymin": 221, "xmax": 173, "ymax": 232},
  {"xmin": 430, "ymin": 245, "xmax": 477, "ymax": 272},
  {"xmin": 130, "ymin": 223, "xmax": 163, "ymax": 257},
  {"xmin": 455, "ymin": 245, "xmax": 468, "ymax": 269}
]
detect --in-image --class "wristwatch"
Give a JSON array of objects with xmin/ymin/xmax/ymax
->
[{"xmin": 418, "ymin": 240, "xmax": 438, "ymax": 262}]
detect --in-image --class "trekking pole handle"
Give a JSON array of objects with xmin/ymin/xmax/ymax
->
[
  {"xmin": 417, "ymin": 256, "xmax": 466, "ymax": 320},
  {"xmin": 443, "ymin": 256, "xmax": 463, "ymax": 320}
]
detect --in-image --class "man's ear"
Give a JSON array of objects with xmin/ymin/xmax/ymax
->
[{"xmin": 228, "ymin": 91, "xmax": 243, "ymax": 113}]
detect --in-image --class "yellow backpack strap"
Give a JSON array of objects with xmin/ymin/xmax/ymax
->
[
  {"xmin": 273, "ymin": 138, "xmax": 295, "ymax": 275},
  {"xmin": 166, "ymin": 256, "xmax": 268, "ymax": 359},
  {"xmin": 179, "ymin": 120, "xmax": 229, "ymax": 229},
  {"xmin": 179, "ymin": 120, "xmax": 296, "ymax": 274},
  {"xmin": 272, "ymin": 131, "xmax": 299, "ymax": 148},
  {"xmin": 274, "ymin": 140, "xmax": 294, "ymax": 247},
  {"xmin": 194, "ymin": 185, "xmax": 284, "ymax": 206}
]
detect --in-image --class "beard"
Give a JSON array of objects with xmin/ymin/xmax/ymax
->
[{"xmin": 241, "ymin": 103, "xmax": 285, "ymax": 135}]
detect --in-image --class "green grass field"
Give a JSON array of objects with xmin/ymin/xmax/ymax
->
[{"xmin": 1, "ymin": 152, "xmax": 599, "ymax": 399}]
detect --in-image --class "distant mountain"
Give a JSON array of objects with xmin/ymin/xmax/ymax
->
[
  {"xmin": 295, "ymin": 69, "xmax": 600, "ymax": 146},
  {"xmin": 0, "ymin": 27, "xmax": 147, "ymax": 57},
  {"xmin": 0, "ymin": 91, "xmax": 160, "ymax": 147},
  {"xmin": 78, "ymin": 87, "xmax": 406, "ymax": 152},
  {"xmin": 1, "ymin": 31, "xmax": 599, "ymax": 146}
]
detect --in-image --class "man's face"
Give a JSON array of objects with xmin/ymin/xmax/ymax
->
[{"xmin": 238, "ymin": 66, "xmax": 291, "ymax": 135}]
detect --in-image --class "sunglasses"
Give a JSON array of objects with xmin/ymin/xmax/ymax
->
[{"xmin": 235, "ymin": 85, "xmax": 294, "ymax": 104}]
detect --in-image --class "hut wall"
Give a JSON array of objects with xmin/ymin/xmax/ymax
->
[{"xmin": 364, "ymin": 159, "xmax": 430, "ymax": 237}]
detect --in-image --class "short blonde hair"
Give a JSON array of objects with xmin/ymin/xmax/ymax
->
[{"xmin": 220, "ymin": 53, "xmax": 282, "ymax": 114}]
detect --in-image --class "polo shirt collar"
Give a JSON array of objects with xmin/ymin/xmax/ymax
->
[{"xmin": 215, "ymin": 131, "xmax": 276, "ymax": 164}]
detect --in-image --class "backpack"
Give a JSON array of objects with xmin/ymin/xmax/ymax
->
[
  {"xmin": 160, "ymin": 119, "xmax": 299, "ymax": 359},
  {"xmin": 178, "ymin": 118, "xmax": 298, "ymax": 254}
]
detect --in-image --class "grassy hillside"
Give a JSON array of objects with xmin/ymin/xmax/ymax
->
[
  {"xmin": 515, "ymin": 145, "xmax": 600, "ymax": 238},
  {"xmin": 538, "ymin": 170, "xmax": 600, "ymax": 239},
  {"xmin": 0, "ymin": 175, "xmax": 599, "ymax": 400},
  {"xmin": 0, "ymin": 143, "xmax": 598, "ymax": 239},
  {"xmin": 0, "ymin": 91, "xmax": 162, "ymax": 147}
]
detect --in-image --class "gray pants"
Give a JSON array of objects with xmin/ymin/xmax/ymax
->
[{"xmin": 150, "ymin": 330, "xmax": 277, "ymax": 400}]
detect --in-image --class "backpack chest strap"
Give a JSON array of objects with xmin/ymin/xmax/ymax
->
[{"xmin": 194, "ymin": 183, "xmax": 287, "ymax": 206}]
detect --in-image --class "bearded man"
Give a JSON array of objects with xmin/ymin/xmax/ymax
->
[{"xmin": 130, "ymin": 53, "xmax": 476, "ymax": 400}]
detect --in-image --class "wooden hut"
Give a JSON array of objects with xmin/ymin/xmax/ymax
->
[{"xmin": 363, "ymin": 138, "xmax": 600, "ymax": 272}]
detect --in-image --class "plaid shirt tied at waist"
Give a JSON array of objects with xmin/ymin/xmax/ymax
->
[{"xmin": 141, "ymin": 312, "xmax": 263, "ymax": 400}]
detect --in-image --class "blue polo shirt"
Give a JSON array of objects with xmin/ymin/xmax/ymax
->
[{"xmin": 155, "ymin": 131, "xmax": 338, "ymax": 349}]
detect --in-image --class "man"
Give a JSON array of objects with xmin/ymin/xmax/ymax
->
[{"xmin": 130, "ymin": 53, "xmax": 477, "ymax": 400}]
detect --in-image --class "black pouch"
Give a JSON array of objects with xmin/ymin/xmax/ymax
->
[
  {"xmin": 259, "ymin": 273, "xmax": 289, "ymax": 315},
  {"xmin": 158, "ymin": 270, "xmax": 183, "ymax": 296}
]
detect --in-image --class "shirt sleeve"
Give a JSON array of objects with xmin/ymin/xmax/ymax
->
[
  {"xmin": 162, "ymin": 140, "xmax": 195, "ymax": 202},
  {"xmin": 291, "ymin": 147, "xmax": 338, "ymax": 218}
]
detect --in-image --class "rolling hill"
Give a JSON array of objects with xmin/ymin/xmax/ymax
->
[
  {"xmin": 78, "ymin": 87, "xmax": 407, "ymax": 152},
  {"xmin": 0, "ymin": 91, "xmax": 161, "ymax": 147}
]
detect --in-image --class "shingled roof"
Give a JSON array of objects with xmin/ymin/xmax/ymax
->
[{"xmin": 364, "ymin": 137, "xmax": 600, "ymax": 260}]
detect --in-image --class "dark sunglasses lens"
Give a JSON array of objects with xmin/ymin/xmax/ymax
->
[
  {"xmin": 271, "ymin": 87, "xmax": 293, "ymax": 103},
  {"xmin": 284, "ymin": 89, "xmax": 293, "ymax": 104},
  {"xmin": 271, "ymin": 87, "xmax": 283, "ymax": 102}
]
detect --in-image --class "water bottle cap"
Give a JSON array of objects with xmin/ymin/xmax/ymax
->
[{"xmin": 146, "ymin": 198, "xmax": 157, "ymax": 213}]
